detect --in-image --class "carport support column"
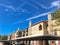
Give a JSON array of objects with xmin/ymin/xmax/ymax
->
[
  {"xmin": 27, "ymin": 40, "xmax": 30, "ymax": 45},
  {"xmin": 29, "ymin": 40, "xmax": 30, "ymax": 45},
  {"xmin": 43, "ymin": 40, "xmax": 49, "ymax": 45}
]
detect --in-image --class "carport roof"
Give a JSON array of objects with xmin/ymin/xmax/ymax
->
[{"xmin": 11, "ymin": 34, "xmax": 60, "ymax": 40}]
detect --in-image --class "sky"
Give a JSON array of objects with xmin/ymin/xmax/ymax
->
[{"xmin": 0, "ymin": 0, "xmax": 60, "ymax": 35}]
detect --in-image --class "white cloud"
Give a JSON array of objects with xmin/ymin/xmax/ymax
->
[
  {"xmin": 13, "ymin": 20, "xmax": 27, "ymax": 24},
  {"xmin": 26, "ymin": 11, "xmax": 53, "ymax": 20},
  {"xmin": 0, "ymin": 4, "xmax": 15, "ymax": 10},
  {"xmin": 31, "ymin": 0, "xmax": 51, "ymax": 9},
  {"xmin": 51, "ymin": 1, "xmax": 60, "ymax": 8},
  {"xmin": 33, "ymin": 0, "xmax": 60, "ymax": 9},
  {"xmin": 40, "ymin": 1, "xmax": 60, "ymax": 9},
  {"xmin": 26, "ymin": 12, "xmax": 48, "ymax": 20},
  {"xmin": 15, "ymin": 1, "xmax": 27, "ymax": 11}
]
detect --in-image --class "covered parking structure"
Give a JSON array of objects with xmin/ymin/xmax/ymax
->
[
  {"xmin": 11, "ymin": 34, "xmax": 60, "ymax": 45},
  {"xmin": 1, "ymin": 34, "xmax": 60, "ymax": 45},
  {"xmin": 11, "ymin": 34, "xmax": 60, "ymax": 40}
]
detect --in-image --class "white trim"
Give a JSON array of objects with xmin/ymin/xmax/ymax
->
[{"xmin": 11, "ymin": 34, "xmax": 60, "ymax": 40}]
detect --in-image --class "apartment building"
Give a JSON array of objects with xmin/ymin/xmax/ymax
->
[{"xmin": 7, "ymin": 13, "xmax": 60, "ymax": 45}]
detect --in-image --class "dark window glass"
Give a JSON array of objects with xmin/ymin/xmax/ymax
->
[
  {"xmin": 54, "ymin": 29, "xmax": 57, "ymax": 35},
  {"xmin": 39, "ymin": 25, "xmax": 42, "ymax": 30}
]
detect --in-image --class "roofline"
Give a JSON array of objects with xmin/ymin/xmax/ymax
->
[
  {"xmin": 6, "ymin": 34, "xmax": 60, "ymax": 41},
  {"xmin": 32, "ymin": 20, "xmax": 47, "ymax": 26}
]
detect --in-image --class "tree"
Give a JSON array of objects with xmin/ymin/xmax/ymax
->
[
  {"xmin": 52, "ymin": 8, "xmax": 60, "ymax": 25},
  {"xmin": 0, "ymin": 35, "xmax": 7, "ymax": 40}
]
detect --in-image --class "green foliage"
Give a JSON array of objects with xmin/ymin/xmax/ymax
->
[
  {"xmin": 0, "ymin": 35, "xmax": 7, "ymax": 40},
  {"xmin": 52, "ymin": 8, "xmax": 60, "ymax": 25}
]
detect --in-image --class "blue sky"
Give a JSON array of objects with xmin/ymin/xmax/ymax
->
[{"xmin": 0, "ymin": 0, "xmax": 60, "ymax": 35}]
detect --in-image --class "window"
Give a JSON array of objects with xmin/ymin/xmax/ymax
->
[
  {"xmin": 39, "ymin": 25, "xmax": 42, "ymax": 30},
  {"xmin": 46, "ymin": 23, "xmax": 48, "ymax": 27},
  {"xmin": 54, "ymin": 29, "xmax": 57, "ymax": 35}
]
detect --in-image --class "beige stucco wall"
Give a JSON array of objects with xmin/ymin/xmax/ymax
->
[
  {"xmin": 28, "ymin": 21, "xmax": 48, "ymax": 36},
  {"xmin": 53, "ymin": 26, "xmax": 60, "ymax": 36},
  {"xmin": 8, "ymin": 35, "xmax": 11, "ymax": 40},
  {"xmin": 48, "ymin": 13, "xmax": 53, "ymax": 35},
  {"xmin": 28, "ymin": 27, "xmax": 32, "ymax": 35},
  {"xmin": 31, "ymin": 22, "xmax": 43, "ymax": 35},
  {"xmin": 8, "ymin": 30, "xmax": 22, "ymax": 40}
]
